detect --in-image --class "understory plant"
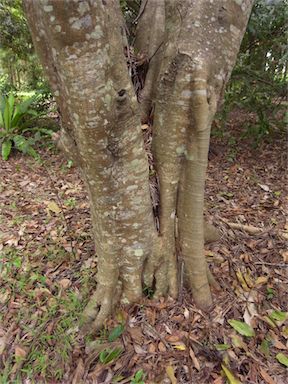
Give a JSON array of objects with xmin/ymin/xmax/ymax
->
[
  {"xmin": 0, "ymin": 93, "xmax": 52, "ymax": 160},
  {"xmin": 218, "ymin": 0, "xmax": 287, "ymax": 146}
]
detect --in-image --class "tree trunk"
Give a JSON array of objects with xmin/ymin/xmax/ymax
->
[{"xmin": 24, "ymin": 0, "xmax": 253, "ymax": 331}]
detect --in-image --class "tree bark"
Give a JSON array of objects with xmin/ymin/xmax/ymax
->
[
  {"xmin": 24, "ymin": 0, "xmax": 253, "ymax": 331},
  {"xmin": 136, "ymin": 0, "xmax": 253, "ymax": 308},
  {"xmin": 24, "ymin": 0, "xmax": 156, "ymax": 331}
]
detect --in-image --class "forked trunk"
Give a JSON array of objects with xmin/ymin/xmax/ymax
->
[{"xmin": 24, "ymin": 0, "xmax": 253, "ymax": 331}]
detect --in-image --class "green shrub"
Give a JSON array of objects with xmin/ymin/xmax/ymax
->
[
  {"xmin": 0, "ymin": 93, "xmax": 52, "ymax": 160},
  {"xmin": 219, "ymin": 0, "xmax": 287, "ymax": 145}
]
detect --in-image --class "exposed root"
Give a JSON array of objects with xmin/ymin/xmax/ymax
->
[
  {"xmin": 143, "ymin": 236, "xmax": 178, "ymax": 299},
  {"xmin": 81, "ymin": 283, "xmax": 117, "ymax": 333},
  {"xmin": 204, "ymin": 222, "xmax": 221, "ymax": 243},
  {"xmin": 207, "ymin": 266, "xmax": 221, "ymax": 291}
]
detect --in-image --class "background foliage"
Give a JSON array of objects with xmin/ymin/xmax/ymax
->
[
  {"xmin": 0, "ymin": 0, "xmax": 287, "ymax": 156},
  {"xmin": 221, "ymin": 0, "xmax": 287, "ymax": 144}
]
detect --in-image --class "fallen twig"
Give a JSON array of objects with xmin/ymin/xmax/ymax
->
[
  {"xmin": 222, "ymin": 220, "xmax": 263, "ymax": 235},
  {"xmin": 254, "ymin": 261, "xmax": 288, "ymax": 267}
]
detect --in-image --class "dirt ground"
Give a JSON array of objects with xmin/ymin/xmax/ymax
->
[{"xmin": 0, "ymin": 111, "xmax": 287, "ymax": 383}]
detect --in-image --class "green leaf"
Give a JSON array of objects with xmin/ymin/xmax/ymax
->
[
  {"xmin": 0, "ymin": 110, "xmax": 4, "ymax": 127},
  {"xmin": 215, "ymin": 343, "xmax": 231, "ymax": 351},
  {"xmin": 231, "ymin": 335, "xmax": 245, "ymax": 349},
  {"xmin": 276, "ymin": 353, "xmax": 288, "ymax": 367},
  {"xmin": 221, "ymin": 364, "xmax": 242, "ymax": 384},
  {"xmin": 269, "ymin": 311, "xmax": 287, "ymax": 322},
  {"xmin": 13, "ymin": 135, "xmax": 28, "ymax": 152},
  {"xmin": 8, "ymin": 93, "xmax": 15, "ymax": 111},
  {"xmin": 228, "ymin": 320, "xmax": 255, "ymax": 337},
  {"xmin": 259, "ymin": 339, "xmax": 270, "ymax": 358},
  {"xmin": 11, "ymin": 104, "xmax": 23, "ymax": 128},
  {"xmin": 134, "ymin": 369, "xmax": 144, "ymax": 381},
  {"xmin": 2, "ymin": 139, "xmax": 12, "ymax": 160},
  {"xmin": 13, "ymin": 257, "xmax": 22, "ymax": 268},
  {"xmin": 3, "ymin": 98, "xmax": 11, "ymax": 131},
  {"xmin": 108, "ymin": 324, "xmax": 124, "ymax": 342},
  {"xmin": 26, "ymin": 145, "xmax": 38, "ymax": 159},
  {"xmin": 99, "ymin": 347, "xmax": 123, "ymax": 364},
  {"xmin": 263, "ymin": 316, "xmax": 276, "ymax": 328},
  {"xmin": 18, "ymin": 95, "xmax": 36, "ymax": 114}
]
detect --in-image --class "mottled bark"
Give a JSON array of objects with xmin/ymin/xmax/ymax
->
[
  {"xmin": 24, "ymin": 0, "xmax": 156, "ymax": 331},
  {"xmin": 139, "ymin": 0, "xmax": 253, "ymax": 307},
  {"xmin": 24, "ymin": 0, "xmax": 253, "ymax": 330},
  {"xmin": 134, "ymin": 0, "xmax": 165, "ymax": 121}
]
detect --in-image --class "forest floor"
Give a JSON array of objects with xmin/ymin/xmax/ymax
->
[{"xmin": 0, "ymin": 110, "xmax": 287, "ymax": 384}]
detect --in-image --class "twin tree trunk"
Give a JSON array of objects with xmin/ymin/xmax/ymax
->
[{"xmin": 24, "ymin": 0, "xmax": 253, "ymax": 331}]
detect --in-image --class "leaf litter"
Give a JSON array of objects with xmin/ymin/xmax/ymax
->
[{"xmin": 0, "ymin": 110, "xmax": 287, "ymax": 383}]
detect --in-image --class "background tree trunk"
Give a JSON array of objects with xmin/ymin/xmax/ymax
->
[{"xmin": 24, "ymin": 0, "xmax": 253, "ymax": 330}]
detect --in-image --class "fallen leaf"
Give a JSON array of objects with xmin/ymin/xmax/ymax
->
[
  {"xmin": 221, "ymin": 364, "xmax": 241, "ymax": 384},
  {"xmin": 213, "ymin": 376, "xmax": 224, "ymax": 384},
  {"xmin": 215, "ymin": 344, "xmax": 231, "ymax": 351},
  {"xmin": 72, "ymin": 358, "xmax": 85, "ymax": 384},
  {"xmin": 243, "ymin": 294, "xmax": 258, "ymax": 326},
  {"xmin": 46, "ymin": 201, "xmax": 61, "ymax": 214},
  {"xmin": 276, "ymin": 353, "xmax": 288, "ymax": 367},
  {"xmin": 158, "ymin": 341, "xmax": 166, "ymax": 352},
  {"xmin": 15, "ymin": 345, "xmax": 27, "ymax": 359},
  {"xmin": 259, "ymin": 368, "xmax": 276, "ymax": 384},
  {"xmin": 108, "ymin": 324, "xmax": 124, "ymax": 342},
  {"xmin": 255, "ymin": 276, "xmax": 269, "ymax": 285},
  {"xmin": 128, "ymin": 326, "xmax": 143, "ymax": 344},
  {"xmin": 259, "ymin": 339, "xmax": 270, "ymax": 357},
  {"xmin": 0, "ymin": 290, "xmax": 10, "ymax": 304},
  {"xmin": 148, "ymin": 343, "xmax": 156, "ymax": 353},
  {"xmin": 189, "ymin": 347, "xmax": 200, "ymax": 370},
  {"xmin": 280, "ymin": 250, "xmax": 288, "ymax": 263},
  {"xmin": 59, "ymin": 278, "xmax": 71, "ymax": 289},
  {"xmin": 236, "ymin": 270, "xmax": 249, "ymax": 291},
  {"xmin": 166, "ymin": 365, "xmax": 177, "ymax": 384},
  {"xmin": 258, "ymin": 184, "xmax": 270, "ymax": 192},
  {"xmin": 0, "ymin": 335, "xmax": 7, "ymax": 355},
  {"xmin": 269, "ymin": 310, "xmax": 287, "ymax": 323},
  {"xmin": 172, "ymin": 342, "xmax": 186, "ymax": 351},
  {"xmin": 228, "ymin": 319, "xmax": 255, "ymax": 337},
  {"xmin": 133, "ymin": 344, "xmax": 146, "ymax": 355},
  {"xmin": 184, "ymin": 307, "xmax": 190, "ymax": 319}
]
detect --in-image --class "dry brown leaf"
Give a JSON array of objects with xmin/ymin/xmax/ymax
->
[
  {"xmin": 0, "ymin": 290, "xmax": 10, "ymax": 304},
  {"xmin": 158, "ymin": 341, "xmax": 166, "ymax": 352},
  {"xmin": 72, "ymin": 358, "xmax": 85, "ymax": 384},
  {"xmin": 255, "ymin": 276, "xmax": 269, "ymax": 285},
  {"xmin": 279, "ymin": 231, "xmax": 288, "ymax": 241},
  {"xmin": 59, "ymin": 278, "xmax": 71, "ymax": 289},
  {"xmin": 15, "ymin": 345, "xmax": 27, "ymax": 359},
  {"xmin": 0, "ymin": 335, "xmax": 7, "ymax": 356},
  {"xmin": 189, "ymin": 347, "xmax": 200, "ymax": 371},
  {"xmin": 129, "ymin": 326, "xmax": 143, "ymax": 344},
  {"xmin": 184, "ymin": 307, "xmax": 190, "ymax": 319},
  {"xmin": 280, "ymin": 250, "xmax": 288, "ymax": 263},
  {"xmin": 259, "ymin": 368, "xmax": 276, "ymax": 384},
  {"xmin": 213, "ymin": 376, "xmax": 224, "ymax": 384},
  {"xmin": 166, "ymin": 334, "xmax": 181, "ymax": 343},
  {"xmin": 46, "ymin": 201, "xmax": 61, "ymax": 214},
  {"xmin": 133, "ymin": 344, "xmax": 146, "ymax": 355},
  {"xmin": 148, "ymin": 343, "xmax": 156, "ymax": 353}
]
